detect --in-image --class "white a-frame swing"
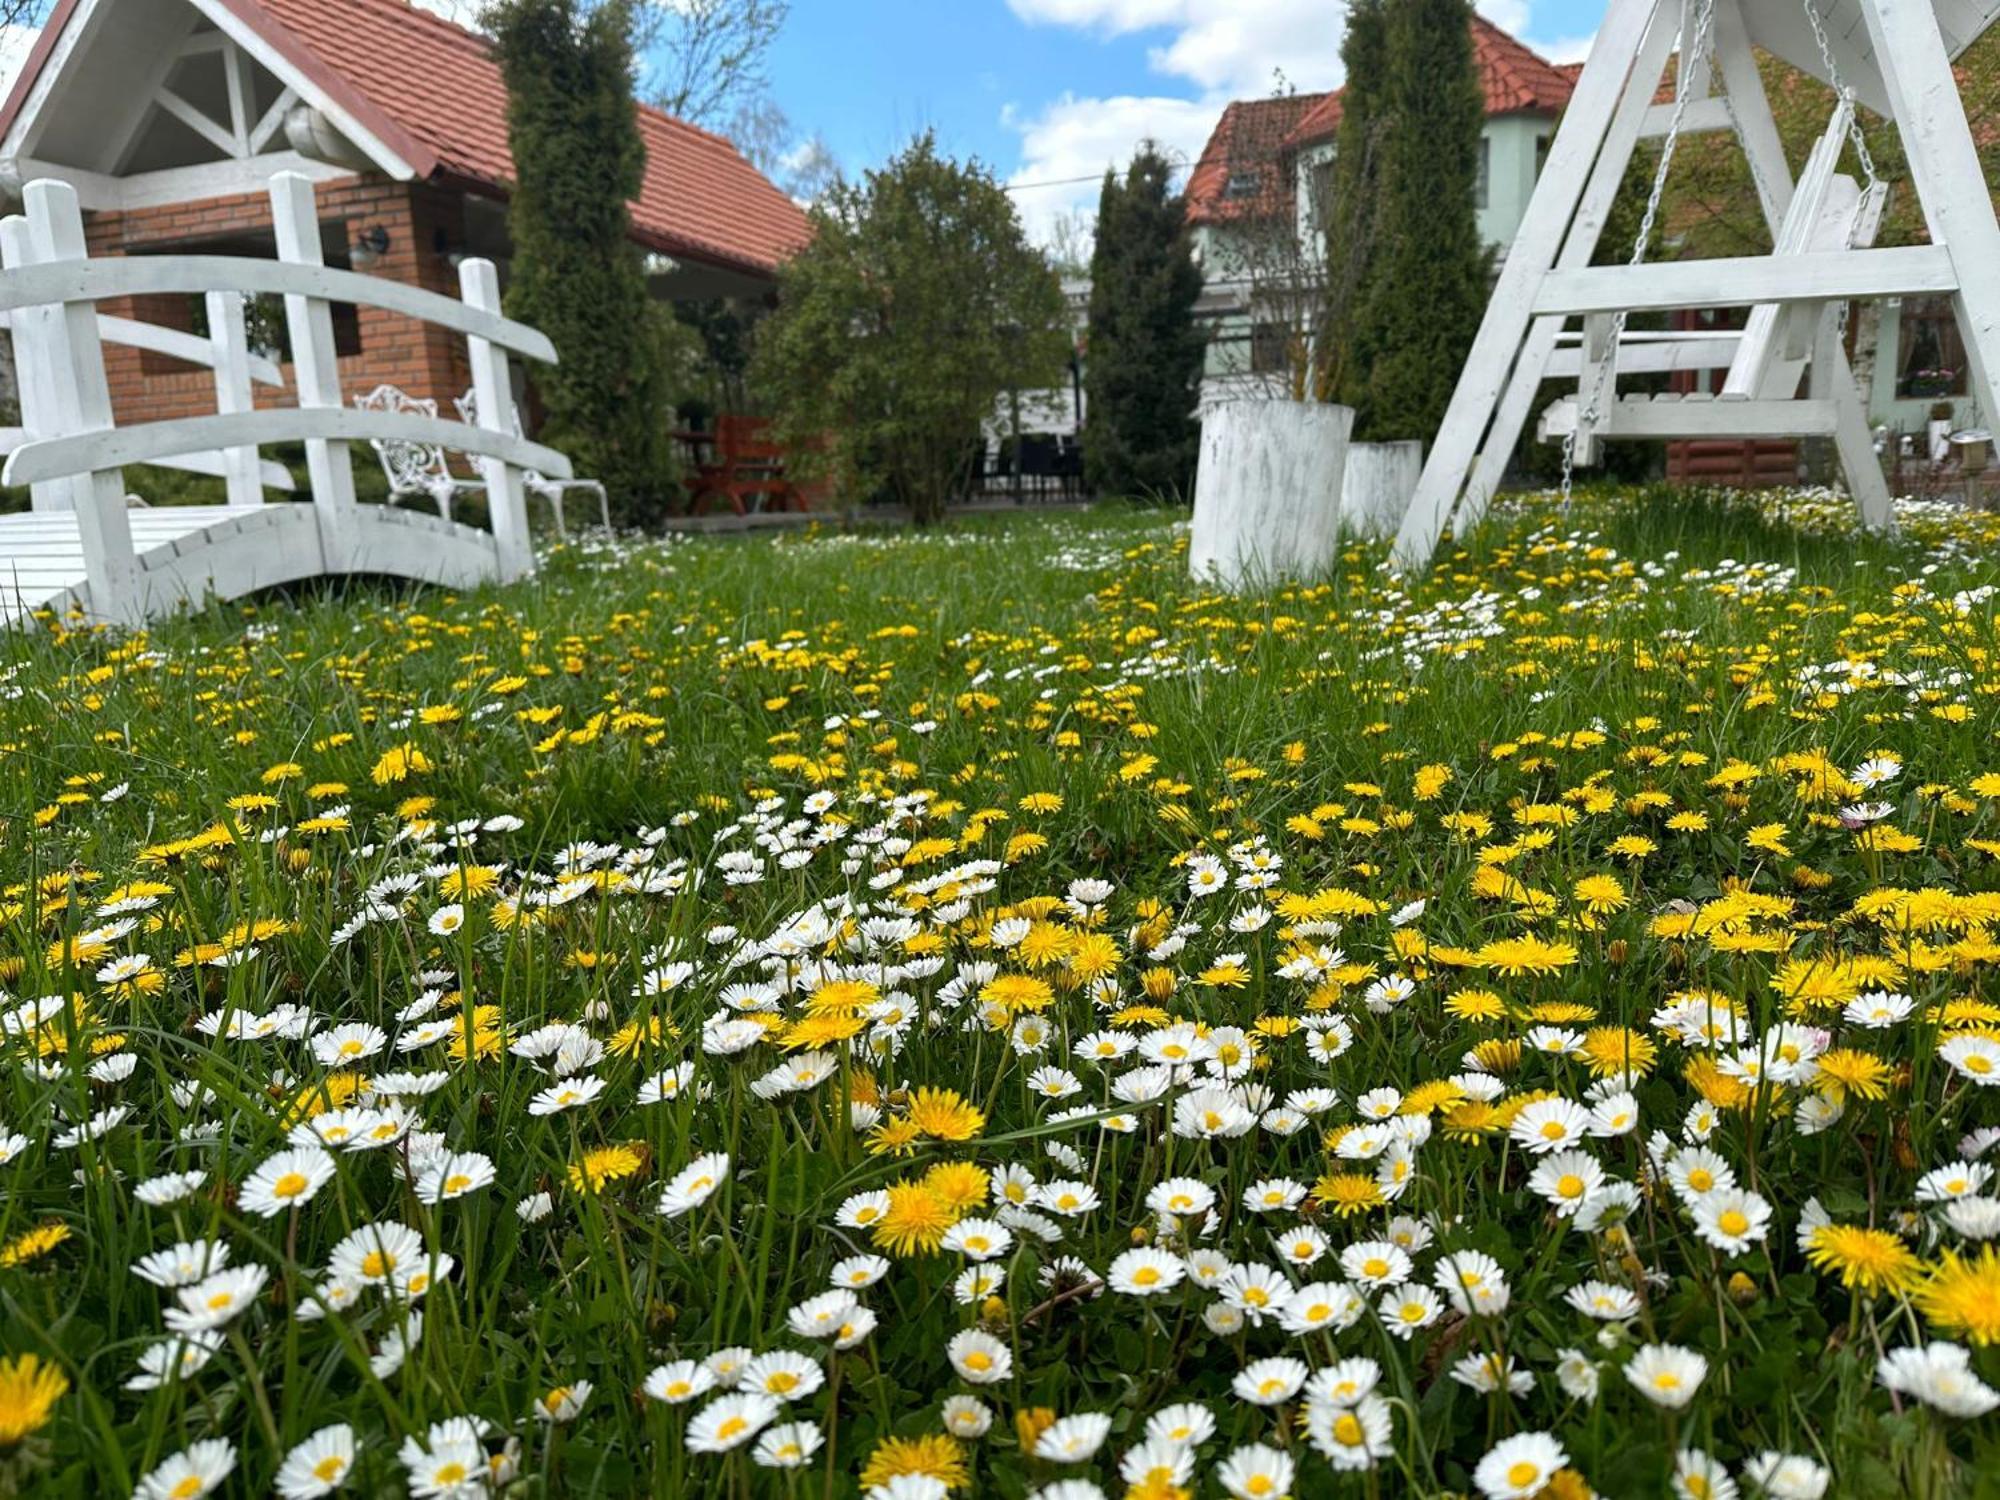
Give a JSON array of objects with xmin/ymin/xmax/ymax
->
[{"xmin": 1391, "ymin": 0, "xmax": 2000, "ymax": 569}]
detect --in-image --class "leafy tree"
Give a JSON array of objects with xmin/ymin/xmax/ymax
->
[
  {"xmin": 1083, "ymin": 144, "xmax": 1206, "ymax": 500},
  {"xmin": 1347, "ymin": 0, "xmax": 1490, "ymax": 442},
  {"xmin": 754, "ymin": 133, "xmax": 1068, "ymax": 525},
  {"xmin": 488, "ymin": 0, "xmax": 676, "ymax": 520}
]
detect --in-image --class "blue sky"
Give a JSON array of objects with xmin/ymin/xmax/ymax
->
[{"xmin": 762, "ymin": 0, "xmax": 1609, "ymax": 241}]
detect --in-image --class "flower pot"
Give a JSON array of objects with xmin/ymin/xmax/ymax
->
[
  {"xmin": 1189, "ymin": 401, "xmax": 1354, "ymax": 591},
  {"xmin": 1342, "ymin": 440, "xmax": 1424, "ymax": 538}
]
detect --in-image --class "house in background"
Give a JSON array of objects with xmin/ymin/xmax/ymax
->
[
  {"xmin": 1184, "ymin": 14, "xmax": 1576, "ymax": 406},
  {"xmin": 0, "ymin": 0, "xmax": 809, "ymax": 430}
]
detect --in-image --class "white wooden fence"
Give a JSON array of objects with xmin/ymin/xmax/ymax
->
[{"xmin": 0, "ymin": 172, "xmax": 571, "ymax": 624}]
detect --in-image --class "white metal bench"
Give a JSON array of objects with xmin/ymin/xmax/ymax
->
[
  {"xmin": 353, "ymin": 384, "xmax": 486, "ymax": 521},
  {"xmin": 453, "ymin": 388, "xmax": 610, "ymax": 537}
]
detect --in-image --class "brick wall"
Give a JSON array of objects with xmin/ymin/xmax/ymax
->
[{"xmin": 86, "ymin": 174, "xmax": 475, "ymax": 427}]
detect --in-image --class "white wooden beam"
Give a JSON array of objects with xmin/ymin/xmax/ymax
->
[
  {"xmin": 460, "ymin": 258, "xmax": 536, "ymax": 582},
  {"xmin": 1856, "ymin": 0, "xmax": 2000, "ymax": 434},
  {"xmin": 152, "ymin": 88, "xmax": 245, "ymax": 160},
  {"xmin": 23, "ymin": 180, "xmax": 139, "ymax": 624},
  {"xmin": 1711, "ymin": 0, "xmax": 1793, "ymax": 234},
  {"xmin": 0, "ymin": 216, "xmax": 71, "ymax": 514},
  {"xmin": 1391, "ymin": 0, "xmax": 1666, "ymax": 569},
  {"xmin": 1639, "ymin": 96, "xmax": 1735, "ymax": 137},
  {"xmin": 1533, "ymin": 245, "xmax": 1958, "ymax": 315},
  {"xmin": 1539, "ymin": 393, "xmax": 1843, "ymax": 438},
  {"xmin": 0, "ymin": 251, "xmax": 560, "ymax": 362},
  {"xmin": 1454, "ymin": 0, "xmax": 1684, "ymax": 524},
  {"xmin": 205, "ymin": 290, "xmax": 262, "ymax": 507},
  {"xmin": 3, "ymin": 407, "xmax": 573, "ymax": 488},
  {"xmin": 248, "ymin": 88, "xmax": 298, "ymax": 155},
  {"xmin": 221, "ymin": 39, "xmax": 253, "ymax": 158},
  {"xmin": 269, "ymin": 171, "xmax": 359, "ymax": 574}
]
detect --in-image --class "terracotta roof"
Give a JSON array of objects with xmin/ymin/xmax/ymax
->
[
  {"xmin": 1184, "ymin": 93, "xmax": 1329, "ymax": 226},
  {"xmin": 1, "ymin": 0, "xmax": 810, "ymax": 279},
  {"xmin": 1284, "ymin": 14, "xmax": 1575, "ymax": 149}
]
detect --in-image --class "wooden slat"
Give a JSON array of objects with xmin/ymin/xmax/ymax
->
[
  {"xmin": 3, "ymin": 409, "xmax": 573, "ymax": 488},
  {"xmin": 0, "ymin": 254, "xmax": 559, "ymax": 363},
  {"xmin": 1533, "ymin": 246, "xmax": 1958, "ymax": 316}
]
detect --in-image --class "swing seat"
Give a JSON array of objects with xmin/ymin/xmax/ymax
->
[{"xmin": 1539, "ymin": 99, "xmax": 1886, "ymax": 448}]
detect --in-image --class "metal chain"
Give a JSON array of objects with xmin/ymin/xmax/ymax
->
[
  {"xmin": 1560, "ymin": 0, "xmax": 1719, "ymax": 509},
  {"xmin": 1800, "ymin": 0, "xmax": 1879, "ymax": 188}
]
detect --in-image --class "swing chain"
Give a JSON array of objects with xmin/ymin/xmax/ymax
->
[
  {"xmin": 1801, "ymin": 0, "xmax": 1880, "ymax": 188},
  {"xmin": 1561, "ymin": 0, "xmax": 1718, "ymax": 510}
]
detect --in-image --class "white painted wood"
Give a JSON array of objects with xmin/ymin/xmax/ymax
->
[
  {"xmin": 458, "ymin": 258, "xmax": 534, "ymax": 581},
  {"xmin": 0, "ymin": 215, "xmax": 71, "ymax": 514},
  {"xmin": 155, "ymin": 87, "xmax": 243, "ymax": 160},
  {"xmin": 1713, "ymin": 0, "xmax": 1799, "ymax": 233},
  {"xmin": 1, "ymin": 408, "xmax": 575, "ymax": 488},
  {"xmin": 7, "ymin": 151, "xmax": 352, "ymax": 213},
  {"xmin": 1640, "ymin": 95, "xmax": 1734, "ymax": 136},
  {"xmin": 204, "ymin": 289, "xmax": 262, "ymax": 507},
  {"xmin": 1190, "ymin": 402, "xmax": 1353, "ymax": 590},
  {"xmin": 1391, "ymin": 0, "xmax": 1665, "ymax": 569},
  {"xmin": 269, "ymin": 169, "xmax": 358, "ymax": 574},
  {"xmin": 1342, "ymin": 441, "xmax": 1423, "ymax": 538},
  {"xmin": 221, "ymin": 38, "xmax": 252, "ymax": 157},
  {"xmin": 248, "ymin": 87, "xmax": 298, "ymax": 155},
  {"xmin": 24, "ymin": 179, "xmax": 139, "ymax": 624},
  {"xmin": 1456, "ymin": 0, "xmax": 1682, "ymax": 531},
  {"xmin": 1547, "ymin": 332, "xmax": 1746, "ymax": 375},
  {"xmin": 1539, "ymin": 393, "xmax": 1844, "ymax": 438},
  {"xmin": 185, "ymin": 0, "xmax": 418, "ymax": 180},
  {"xmin": 0, "ymin": 255, "xmax": 559, "ymax": 362},
  {"xmin": 1857, "ymin": 0, "xmax": 2000, "ymax": 445},
  {"xmin": 1720, "ymin": 105, "xmax": 1850, "ymax": 398},
  {"xmin": 1533, "ymin": 246, "xmax": 1957, "ymax": 316},
  {"xmin": 0, "ymin": 309, "xmax": 283, "ymax": 386}
]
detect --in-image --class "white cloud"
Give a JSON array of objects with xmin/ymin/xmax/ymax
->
[
  {"xmin": 1010, "ymin": 0, "xmax": 1344, "ymax": 99},
  {"xmin": 1004, "ymin": 90, "xmax": 1222, "ymax": 244},
  {"xmin": 1002, "ymin": 0, "xmax": 1593, "ymax": 251}
]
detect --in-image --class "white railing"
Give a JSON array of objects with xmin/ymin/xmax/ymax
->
[{"xmin": 0, "ymin": 172, "xmax": 569, "ymax": 621}]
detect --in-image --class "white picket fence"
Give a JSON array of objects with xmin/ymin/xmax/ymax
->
[{"xmin": 0, "ymin": 171, "xmax": 572, "ymax": 625}]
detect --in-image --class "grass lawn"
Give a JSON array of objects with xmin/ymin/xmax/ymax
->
[{"xmin": 4, "ymin": 486, "xmax": 2000, "ymax": 1498}]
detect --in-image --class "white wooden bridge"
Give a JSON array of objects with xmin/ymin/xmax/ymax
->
[{"xmin": 0, "ymin": 172, "xmax": 570, "ymax": 626}]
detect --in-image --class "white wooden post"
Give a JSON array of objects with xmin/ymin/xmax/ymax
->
[
  {"xmin": 22, "ymin": 180, "xmax": 140, "ymax": 624},
  {"xmin": 0, "ymin": 215, "xmax": 70, "ymax": 515},
  {"xmin": 1458, "ymin": 0, "xmax": 1680, "ymax": 529},
  {"xmin": 1855, "ymin": 0, "xmax": 2000, "ymax": 431},
  {"xmin": 1391, "ymin": 0, "xmax": 1664, "ymax": 569},
  {"xmin": 205, "ymin": 290, "xmax": 262, "ymax": 508},
  {"xmin": 458, "ymin": 257, "xmax": 534, "ymax": 581},
  {"xmin": 268, "ymin": 172, "xmax": 355, "ymax": 570}
]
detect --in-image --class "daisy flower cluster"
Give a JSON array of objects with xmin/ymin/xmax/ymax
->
[{"xmin": 2, "ymin": 489, "xmax": 1999, "ymax": 1496}]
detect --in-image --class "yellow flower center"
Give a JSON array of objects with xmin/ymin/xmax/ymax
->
[
  {"xmin": 1507, "ymin": 1462, "xmax": 1540, "ymax": 1488},
  {"xmin": 1718, "ymin": 1210, "xmax": 1750, "ymax": 1236},
  {"xmin": 1333, "ymin": 1413, "xmax": 1364, "ymax": 1446},
  {"xmin": 274, "ymin": 1172, "xmax": 309, "ymax": 1198},
  {"xmin": 1557, "ymin": 1174, "xmax": 1585, "ymax": 1199},
  {"xmin": 1539, "ymin": 1120, "xmax": 1566, "ymax": 1140}
]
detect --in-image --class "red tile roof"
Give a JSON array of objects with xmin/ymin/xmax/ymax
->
[
  {"xmin": 1, "ymin": 0, "xmax": 810, "ymax": 279},
  {"xmin": 1283, "ymin": 14, "xmax": 1575, "ymax": 149},
  {"xmin": 1184, "ymin": 93, "xmax": 1329, "ymax": 227}
]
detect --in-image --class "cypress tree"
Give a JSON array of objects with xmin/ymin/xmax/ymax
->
[
  {"xmin": 489, "ymin": 0, "xmax": 674, "ymax": 520},
  {"xmin": 1351, "ymin": 0, "xmax": 1489, "ymax": 442},
  {"xmin": 1325, "ymin": 0, "xmax": 1388, "ymax": 413},
  {"xmin": 1082, "ymin": 143, "xmax": 1207, "ymax": 500}
]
